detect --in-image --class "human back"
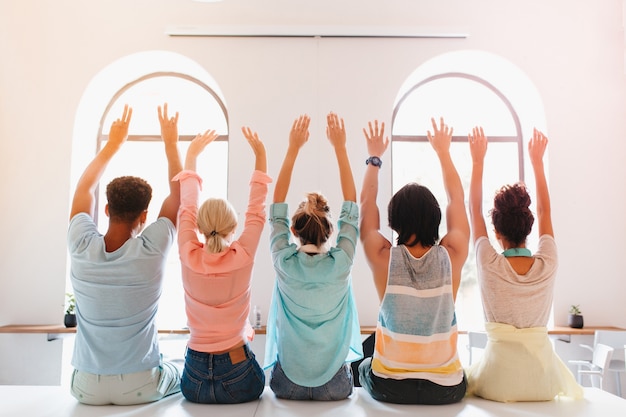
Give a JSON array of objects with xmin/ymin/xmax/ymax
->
[
  {"xmin": 67, "ymin": 103, "xmax": 184, "ymax": 405},
  {"xmin": 174, "ymin": 125, "xmax": 270, "ymax": 404},
  {"xmin": 358, "ymin": 117, "xmax": 469, "ymax": 405},
  {"xmin": 264, "ymin": 113, "xmax": 362, "ymax": 401}
]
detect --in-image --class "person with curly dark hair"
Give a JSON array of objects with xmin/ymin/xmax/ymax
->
[
  {"xmin": 67, "ymin": 103, "xmax": 183, "ymax": 405},
  {"xmin": 466, "ymin": 127, "xmax": 582, "ymax": 402}
]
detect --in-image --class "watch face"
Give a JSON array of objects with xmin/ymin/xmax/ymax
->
[{"xmin": 367, "ymin": 156, "xmax": 382, "ymax": 167}]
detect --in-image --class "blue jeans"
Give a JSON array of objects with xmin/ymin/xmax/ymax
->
[
  {"xmin": 181, "ymin": 344, "xmax": 265, "ymax": 404},
  {"xmin": 269, "ymin": 360, "xmax": 353, "ymax": 401},
  {"xmin": 358, "ymin": 357, "xmax": 466, "ymax": 405}
]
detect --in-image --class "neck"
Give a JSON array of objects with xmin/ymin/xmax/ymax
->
[{"xmin": 104, "ymin": 221, "xmax": 139, "ymax": 252}]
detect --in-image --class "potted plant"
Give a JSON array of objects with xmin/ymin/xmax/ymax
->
[
  {"xmin": 64, "ymin": 292, "xmax": 77, "ymax": 328},
  {"xmin": 568, "ymin": 304, "xmax": 584, "ymax": 329}
]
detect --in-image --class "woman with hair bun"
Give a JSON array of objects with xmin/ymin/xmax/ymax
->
[
  {"xmin": 264, "ymin": 113, "xmax": 363, "ymax": 401},
  {"xmin": 173, "ymin": 126, "xmax": 271, "ymax": 404},
  {"xmin": 467, "ymin": 127, "xmax": 582, "ymax": 402}
]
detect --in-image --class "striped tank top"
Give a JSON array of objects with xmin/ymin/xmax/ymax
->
[{"xmin": 371, "ymin": 245, "xmax": 463, "ymax": 386}]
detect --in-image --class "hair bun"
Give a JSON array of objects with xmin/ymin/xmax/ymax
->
[{"xmin": 303, "ymin": 192, "xmax": 329, "ymax": 216}]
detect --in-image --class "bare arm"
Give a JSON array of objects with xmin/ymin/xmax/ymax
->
[
  {"xmin": 360, "ymin": 120, "xmax": 391, "ymax": 301},
  {"xmin": 157, "ymin": 103, "xmax": 183, "ymax": 225},
  {"xmin": 273, "ymin": 115, "xmax": 310, "ymax": 203},
  {"xmin": 529, "ymin": 129, "xmax": 553, "ymax": 237},
  {"xmin": 468, "ymin": 126, "xmax": 489, "ymax": 243},
  {"xmin": 427, "ymin": 117, "xmax": 470, "ymax": 300},
  {"xmin": 70, "ymin": 105, "xmax": 132, "ymax": 220},
  {"xmin": 326, "ymin": 113, "xmax": 356, "ymax": 202}
]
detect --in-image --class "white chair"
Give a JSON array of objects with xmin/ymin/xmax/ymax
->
[
  {"xmin": 569, "ymin": 343, "xmax": 614, "ymax": 391},
  {"xmin": 579, "ymin": 331, "xmax": 626, "ymax": 396},
  {"xmin": 467, "ymin": 331, "xmax": 488, "ymax": 365}
]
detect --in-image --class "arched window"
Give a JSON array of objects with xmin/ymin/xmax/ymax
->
[
  {"xmin": 391, "ymin": 51, "xmax": 546, "ymax": 330},
  {"xmin": 70, "ymin": 52, "xmax": 228, "ymax": 329}
]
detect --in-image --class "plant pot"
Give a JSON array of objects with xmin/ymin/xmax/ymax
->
[
  {"xmin": 568, "ymin": 314, "xmax": 584, "ymax": 329},
  {"xmin": 64, "ymin": 314, "xmax": 77, "ymax": 328}
]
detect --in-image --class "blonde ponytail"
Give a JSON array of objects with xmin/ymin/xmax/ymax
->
[{"xmin": 197, "ymin": 198, "xmax": 238, "ymax": 253}]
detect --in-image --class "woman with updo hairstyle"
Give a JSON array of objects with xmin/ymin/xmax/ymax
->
[
  {"xmin": 173, "ymin": 126, "xmax": 272, "ymax": 404},
  {"xmin": 264, "ymin": 113, "xmax": 362, "ymax": 401},
  {"xmin": 490, "ymin": 183, "xmax": 534, "ymax": 247},
  {"xmin": 466, "ymin": 127, "xmax": 582, "ymax": 402},
  {"xmin": 291, "ymin": 192, "xmax": 333, "ymax": 248}
]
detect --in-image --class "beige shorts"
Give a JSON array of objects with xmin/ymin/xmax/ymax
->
[{"xmin": 70, "ymin": 362, "xmax": 181, "ymax": 405}]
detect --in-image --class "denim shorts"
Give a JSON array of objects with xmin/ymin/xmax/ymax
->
[
  {"xmin": 269, "ymin": 360, "xmax": 353, "ymax": 401},
  {"xmin": 181, "ymin": 344, "xmax": 265, "ymax": 404},
  {"xmin": 358, "ymin": 357, "xmax": 466, "ymax": 405}
]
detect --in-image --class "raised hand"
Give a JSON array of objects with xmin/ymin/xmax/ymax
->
[
  {"xmin": 326, "ymin": 112, "xmax": 346, "ymax": 149},
  {"xmin": 108, "ymin": 104, "xmax": 132, "ymax": 149},
  {"xmin": 426, "ymin": 117, "xmax": 453, "ymax": 155},
  {"xmin": 184, "ymin": 130, "xmax": 219, "ymax": 171},
  {"xmin": 158, "ymin": 103, "xmax": 179, "ymax": 146},
  {"xmin": 289, "ymin": 115, "xmax": 310, "ymax": 150},
  {"xmin": 242, "ymin": 127, "xmax": 267, "ymax": 173},
  {"xmin": 363, "ymin": 119, "xmax": 389, "ymax": 158},
  {"xmin": 528, "ymin": 128, "xmax": 548, "ymax": 167},
  {"xmin": 468, "ymin": 126, "xmax": 487, "ymax": 164}
]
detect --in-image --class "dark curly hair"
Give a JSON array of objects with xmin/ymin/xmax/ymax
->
[
  {"xmin": 106, "ymin": 176, "xmax": 152, "ymax": 223},
  {"xmin": 388, "ymin": 183, "xmax": 441, "ymax": 247},
  {"xmin": 490, "ymin": 183, "xmax": 534, "ymax": 247},
  {"xmin": 292, "ymin": 192, "xmax": 333, "ymax": 247}
]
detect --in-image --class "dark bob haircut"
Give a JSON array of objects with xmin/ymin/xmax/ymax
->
[{"xmin": 388, "ymin": 183, "xmax": 441, "ymax": 247}]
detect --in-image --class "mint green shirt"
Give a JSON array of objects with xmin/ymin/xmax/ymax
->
[{"xmin": 263, "ymin": 201, "xmax": 363, "ymax": 387}]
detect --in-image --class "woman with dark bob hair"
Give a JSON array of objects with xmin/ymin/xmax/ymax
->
[
  {"xmin": 358, "ymin": 117, "xmax": 469, "ymax": 404},
  {"xmin": 466, "ymin": 127, "xmax": 582, "ymax": 402}
]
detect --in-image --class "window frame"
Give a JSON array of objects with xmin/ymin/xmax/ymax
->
[
  {"xmin": 94, "ymin": 71, "xmax": 229, "ymax": 224},
  {"xmin": 391, "ymin": 72, "xmax": 525, "ymax": 182}
]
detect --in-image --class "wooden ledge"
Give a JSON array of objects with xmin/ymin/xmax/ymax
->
[{"xmin": 0, "ymin": 324, "xmax": 621, "ymax": 337}]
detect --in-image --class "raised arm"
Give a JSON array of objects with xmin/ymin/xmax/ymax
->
[
  {"xmin": 157, "ymin": 103, "xmax": 183, "ymax": 225},
  {"xmin": 360, "ymin": 120, "xmax": 391, "ymax": 301},
  {"xmin": 326, "ymin": 112, "xmax": 356, "ymax": 202},
  {"xmin": 528, "ymin": 128, "xmax": 553, "ymax": 237},
  {"xmin": 184, "ymin": 130, "xmax": 219, "ymax": 172},
  {"xmin": 427, "ymin": 117, "xmax": 470, "ymax": 299},
  {"xmin": 70, "ymin": 105, "xmax": 132, "ymax": 220},
  {"xmin": 468, "ymin": 126, "xmax": 489, "ymax": 243},
  {"xmin": 241, "ymin": 127, "xmax": 267, "ymax": 174},
  {"xmin": 273, "ymin": 115, "xmax": 310, "ymax": 203}
]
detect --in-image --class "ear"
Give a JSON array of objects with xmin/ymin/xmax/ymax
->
[
  {"xmin": 290, "ymin": 225, "xmax": 298, "ymax": 238},
  {"xmin": 104, "ymin": 204, "xmax": 110, "ymax": 217},
  {"xmin": 139, "ymin": 210, "xmax": 148, "ymax": 224}
]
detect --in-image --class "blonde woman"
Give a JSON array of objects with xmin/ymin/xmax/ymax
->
[{"xmin": 173, "ymin": 126, "xmax": 271, "ymax": 403}]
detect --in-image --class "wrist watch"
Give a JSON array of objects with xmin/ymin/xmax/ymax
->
[{"xmin": 366, "ymin": 156, "xmax": 382, "ymax": 168}]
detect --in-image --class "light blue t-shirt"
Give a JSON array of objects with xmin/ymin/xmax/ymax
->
[
  {"xmin": 67, "ymin": 213, "xmax": 175, "ymax": 375},
  {"xmin": 264, "ymin": 201, "xmax": 363, "ymax": 387}
]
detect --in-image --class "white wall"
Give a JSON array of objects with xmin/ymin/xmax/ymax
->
[{"xmin": 1, "ymin": 0, "xmax": 625, "ymax": 384}]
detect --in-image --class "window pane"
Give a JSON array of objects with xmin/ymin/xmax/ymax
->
[
  {"xmin": 102, "ymin": 76, "xmax": 228, "ymax": 136},
  {"xmin": 392, "ymin": 77, "xmax": 516, "ymax": 137}
]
